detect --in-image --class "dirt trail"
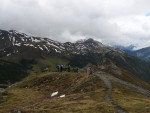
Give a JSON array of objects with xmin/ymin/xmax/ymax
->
[{"xmin": 95, "ymin": 72, "xmax": 150, "ymax": 113}]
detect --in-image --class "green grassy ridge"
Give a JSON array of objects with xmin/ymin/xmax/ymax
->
[{"xmin": 16, "ymin": 72, "xmax": 105, "ymax": 94}]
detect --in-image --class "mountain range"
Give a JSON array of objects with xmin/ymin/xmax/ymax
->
[
  {"xmin": 0, "ymin": 29, "xmax": 150, "ymax": 84},
  {"xmin": 0, "ymin": 29, "xmax": 114, "ymax": 59}
]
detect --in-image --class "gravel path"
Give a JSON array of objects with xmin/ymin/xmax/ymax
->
[{"xmin": 95, "ymin": 72, "xmax": 150, "ymax": 113}]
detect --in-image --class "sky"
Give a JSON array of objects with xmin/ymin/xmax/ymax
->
[{"xmin": 0, "ymin": 0, "xmax": 150, "ymax": 50}]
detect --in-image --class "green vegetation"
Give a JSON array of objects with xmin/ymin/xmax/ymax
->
[
  {"xmin": 111, "ymin": 82, "xmax": 150, "ymax": 113},
  {"xmin": 69, "ymin": 53, "xmax": 150, "ymax": 82},
  {"xmin": 0, "ymin": 51, "xmax": 150, "ymax": 113},
  {"xmin": 1, "ymin": 50, "xmax": 150, "ymax": 86},
  {"xmin": 0, "ymin": 72, "xmax": 149, "ymax": 113},
  {"xmin": 0, "ymin": 60, "xmax": 27, "ymax": 84},
  {"xmin": 32, "ymin": 57, "xmax": 68, "ymax": 73},
  {"xmin": 0, "ymin": 56, "xmax": 68, "ymax": 86},
  {"xmin": 0, "ymin": 72, "xmax": 116, "ymax": 113}
]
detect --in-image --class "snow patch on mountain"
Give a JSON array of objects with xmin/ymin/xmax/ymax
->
[
  {"xmin": 38, "ymin": 45, "xmax": 44, "ymax": 50},
  {"xmin": 12, "ymin": 37, "xmax": 15, "ymax": 45},
  {"xmin": 7, "ymin": 53, "xmax": 11, "ymax": 56},
  {"xmin": 24, "ymin": 44, "xmax": 34, "ymax": 47},
  {"xmin": 31, "ymin": 38, "xmax": 41, "ymax": 43},
  {"xmin": 15, "ymin": 43, "xmax": 21, "ymax": 46},
  {"xmin": 55, "ymin": 49, "xmax": 61, "ymax": 53},
  {"xmin": 47, "ymin": 42, "xmax": 61, "ymax": 50},
  {"xmin": 43, "ymin": 45, "xmax": 49, "ymax": 51}
]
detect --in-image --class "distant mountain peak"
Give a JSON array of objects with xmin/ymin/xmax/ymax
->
[
  {"xmin": 76, "ymin": 38, "xmax": 97, "ymax": 43},
  {"xmin": 0, "ymin": 29, "xmax": 124, "ymax": 58},
  {"xmin": 85, "ymin": 38, "xmax": 95, "ymax": 42},
  {"xmin": 9, "ymin": 30, "xmax": 17, "ymax": 32},
  {"xmin": 76, "ymin": 38, "xmax": 103, "ymax": 46}
]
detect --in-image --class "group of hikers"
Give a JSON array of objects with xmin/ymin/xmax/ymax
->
[
  {"xmin": 56, "ymin": 64, "xmax": 71, "ymax": 72},
  {"xmin": 56, "ymin": 63, "xmax": 93, "ymax": 75}
]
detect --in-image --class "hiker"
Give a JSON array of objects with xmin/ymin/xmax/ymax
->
[
  {"xmin": 67, "ymin": 64, "xmax": 71, "ymax": 72},
  {"xmin": 56, "ymin": 64, "xmax": 61, "ymax": 72},
  {"xmin": 56, "ymin": 64, "xmax": 63, "ymax": 72},
  {"xmin": 60, "ymin": 64, "xmax": 63, "ymax": 72},
  {"xmin": 87, "ymin": 66, "xmax": 93, "ymax": 75}
]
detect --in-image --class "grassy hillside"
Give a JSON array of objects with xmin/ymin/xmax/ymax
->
[
  {"xmin": 111, "ymin": 82, "xmax": 150, "ymax": 113},
  {"xmin": 0, "ymin": 72, "xmax": 149, "ymax": 113},
  {"xmin": 0, "ymin": 72, "xmax": 111, "ymax": 113}
]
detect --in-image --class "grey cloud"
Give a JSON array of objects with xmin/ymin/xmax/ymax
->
[{"xmin": 0, "ymin": 0, "xmax": 150, "ymax": 49}]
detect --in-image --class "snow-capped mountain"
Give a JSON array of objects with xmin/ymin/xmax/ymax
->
[
  {"xmin": 0, "ymin": 30, "xmax": 65, "ymax": 57},
  {"xmin": 0, "ymin": 29, "xmax": 124, "ymax": 58}
]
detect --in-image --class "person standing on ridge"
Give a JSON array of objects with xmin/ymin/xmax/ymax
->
[
  {"xmin": 67, "ymin": 64, "xmax": 71, "ymax": 72},
  {"xmin": 87, "ymin": 65, "xmax": 93, "ymax": 75},
  {"xmin": 60, "ymin": 64, "xmax": 63, "ymax": 72}
]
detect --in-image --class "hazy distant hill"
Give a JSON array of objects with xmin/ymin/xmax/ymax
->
[
  {"xmin": 114, "ymin": 45, "xmax": 150, "ymax": 62},
  {"xmin": 132, "ymin": 47, "xmax": 150, "ymax": 62}
]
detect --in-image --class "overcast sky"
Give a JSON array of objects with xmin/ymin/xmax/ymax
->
[{"xmin": 0, "ymin": 0, "xmax": 150, "ymax": 49}]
